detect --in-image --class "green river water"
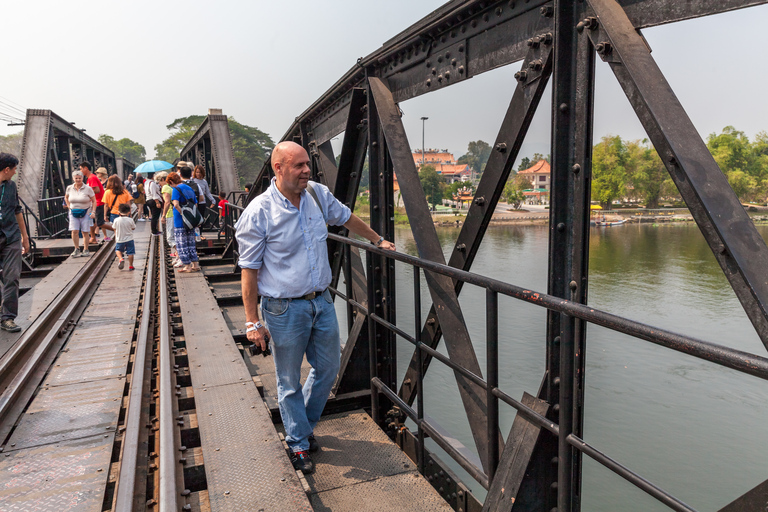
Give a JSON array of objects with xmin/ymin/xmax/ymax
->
[{"xmin": 336, "ymin": 222, "xmax": 768, "ymax": 511}]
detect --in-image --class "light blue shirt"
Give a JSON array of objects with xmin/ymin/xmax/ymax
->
[{"xmin": 235, "ymin": 178, "xmax": 352, "ymax": 298}]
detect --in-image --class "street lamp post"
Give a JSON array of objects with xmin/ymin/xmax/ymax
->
[{"xmin": 420, "ymin": 117, "xmax": 428, "ymax": 166}]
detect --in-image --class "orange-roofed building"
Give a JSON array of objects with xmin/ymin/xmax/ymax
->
[
  {"xmin": 517, "ymin": 160, "xmax": 551, "ymax": 192},
  {"xmin": 413, "ymin": 149, "xmax": 456, "ymax": 167}
]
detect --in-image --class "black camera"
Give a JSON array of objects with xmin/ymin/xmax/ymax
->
[{"xmin": 249, "ymin": 341, "xmax": 272, "ymax": 357}]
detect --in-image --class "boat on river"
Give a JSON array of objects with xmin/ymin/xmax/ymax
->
[{"xmin": 591, "ymin": 218, "xmax": 627, "ymax": 227}]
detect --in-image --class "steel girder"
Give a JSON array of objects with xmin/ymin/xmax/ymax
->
[
  {"xmin": 18, "ymin": 110, "xmax": 120, "ymax": 236},
  {"xmin": 116, "ymin": 158, "xmax": 136, "ymax": 181},
  {"xmin": 242, "ymin": 0, "xmax": 768, "ymax": 510},
  {"xmin": 180, "ymin": 113, "xmax": 241, "ymax": 196}
]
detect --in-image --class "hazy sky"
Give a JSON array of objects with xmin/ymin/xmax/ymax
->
[{"xmin": 2, "ymin": 1, "xmax": 767, "ymax": 166}]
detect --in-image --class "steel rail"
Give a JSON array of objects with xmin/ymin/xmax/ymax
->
[
  {"xmin": 114, "ymin": 235, "xmax": 156, "ymax": 511},
  {"xmin": 329, "ymin": 234, "xmax": 768, "ymax": 380},
  {"xmin": 0, "ymin": 239, "xmax": 115, "ymax": 432},
  {"xmin": 158, "ymin": 240, "xmax": 179, "ymax": 512}
]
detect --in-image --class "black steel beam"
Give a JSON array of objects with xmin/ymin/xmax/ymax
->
[
  {"xmin": 260, "ymin": 0, "xmax": 767, "ymax": 159},
  {"xmin": 718, "ymin": 479, "xmax": 768, "ymax": 512},
  {"xmin": 368, "ymin": 76, "xmax": 500, "ymax": 473},
  {"xmin": 586, "ymin": 0, "xmax": 768, "ymax": 351},
  {"xmin": 398, "ymin": 45, "xmax": 553, "ymax": 407}
]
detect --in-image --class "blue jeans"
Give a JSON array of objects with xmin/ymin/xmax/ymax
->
[{"xmin": 262, "ymin": 289, "xmax": 341, "ymax": 453}]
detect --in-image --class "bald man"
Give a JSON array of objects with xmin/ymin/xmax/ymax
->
[{"xmin": 236, "ymin": 141, "xmax": 394, "ymax": 474}]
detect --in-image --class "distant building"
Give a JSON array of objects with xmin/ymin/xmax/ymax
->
[
  {"xmin": 413, "ymin": 149, "xmax": 471, "ymax": 184},
  {"xmin": 517, "ymin": 159, "xmax": 551, "ymax": 204}
]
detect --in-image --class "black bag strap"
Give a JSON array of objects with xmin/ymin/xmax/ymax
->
[
  {"xmin": 110, "ymin": 191, "xmax": 120, "ymax": 212},
  {"xmin": 305, "ymin": 182, "xmax": 326, "ymax": 223}
]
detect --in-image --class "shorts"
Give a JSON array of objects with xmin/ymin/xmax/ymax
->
[
  {"xmin": 115, "ymin": 240, "xmax": 136, "ymax": 255},
  {"xmin": 69, "ymin": 212, "xmax": 93, "ymax": 232},
  {"xmin": 95, "ymin": 204, "xmax": 106, "ymax": 226},
  {"xmin": 110, "ymin": 213, "xmax": 119, "ymax": 222}
]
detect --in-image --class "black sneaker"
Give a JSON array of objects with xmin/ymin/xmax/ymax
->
[
  {"xmin": 308, "ymin": 435, "xmax": 319, "ymax": 453},
  {"xmin": 0, "ymin": 319, "xmax": 21, "ymax": 332},
  {"xmin": 290, "ymin": 450, "xmax": 315, "ymax": 474}
]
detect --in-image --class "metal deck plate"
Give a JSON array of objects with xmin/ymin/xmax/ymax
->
[
  {"xmin": 211, "ymin": 281, "xmax": 242, "ymax": 299},
  {"xmin": 0, "ymin": 256, "xmax": 89, "ymax": 359},
  {"xmin": 44, "ymin": 337, "xmax": 131, "ymax": 386},
  {"xmin": 175, "ymin": 273, "xmax": 254, "ymax": 389},
  {"xmin": 193, "ymin": 381, "xmax": 312, "ymax": 511},
  {"xmin": 309, "ymin": 472, "xmax": 453, "ymax": 512},
  {"xmin": 176, "ymin": 270, "xmax": 313, "ymax": 511},
  {"xmin": 6, "ymin": 377, "xmax": 123, "ymax": 451},
  {"xmin": 0, "ymin": 434, "xmax": 113, "ymax": 512},
  {"xmin": 303, "ymin": 411, "xmax": 417, "ymax": 493}
]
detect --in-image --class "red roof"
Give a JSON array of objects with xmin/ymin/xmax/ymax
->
[{"xmin": 518, "ymin": 160, "xmax": 550, "ymax": 175}]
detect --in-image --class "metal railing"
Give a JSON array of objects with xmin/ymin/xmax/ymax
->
[
  {"xmin": 326, "ymin": 233, "xmax": 768, "ymax": 512},
  {"xmin": 31, "ymin": 196, "xmax": 68, "ymax": 239},
  {"xmin": 222, "ymin": 202, "xmax": 244, "ymax": 264}
]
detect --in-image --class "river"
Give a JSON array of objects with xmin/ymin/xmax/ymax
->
[{"xmin": 335, "ymin": 222, "xmax": 768, "ymax": 511}]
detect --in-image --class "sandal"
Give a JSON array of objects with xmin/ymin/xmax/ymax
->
[{"xmin": 178, "ymin": 267, "xmax": 193, "ymax": 273}]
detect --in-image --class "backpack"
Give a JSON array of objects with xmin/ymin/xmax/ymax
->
[
  {"xmin": 178, "ymin": 185, "xmax": 203, "ymax": 231},
  {"xmin": 130, "ymin": 183, "xmax": 140, "ymax": 199}
]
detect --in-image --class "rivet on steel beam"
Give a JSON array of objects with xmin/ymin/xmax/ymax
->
[
  {"xmin": 445, "ymin": 51, "xmax": 451, "ymax": 59},
  {"xmin": 551, "ymin": 481, "xmax": 558, "ymax": 490},
  {"xmin": 572, "ymin": 164, "xmax": 581, "ymax": 174},
  {"xmin": 496, "ymin": 6, "xmax": 503, "ymax": 16},
  {"xmin": 427, "ymin": 318, "xmax": 436, "ymax": 326},
  {"xmin": 553, "ymin": 377, "xmax": 561, "ymax": 386},
  {"xmin": 560, "ymin": 103, "xmax": 569, "ymax": 113},
  {"xmin": 541, "ymin": 5, "xmax": 554, "ymax": 17},
  {"xmin": 584, "ymin": 17, "xmax": 598, "ymax": 30},
  {"xmin": 458, "ymin": 44, "xmax": 464, "ymax": 53},
  {"xmin": 553, "ymin": 404, "xmax": 560, "ymax": 412},
  {"xmin": 508, "ymin": 0, "xmax": 515, "ymax": 8},
  {"xmin": 181, "ymin": 489, "xmax": 191, "ymax": 496},
  {"xmin": 557, "ymin": 222, "xmax": 565, "ymax": 232},
  {"xmin": 445, "ymin": 71, "xmax": 451, "ymax": 79},
  {"xmin": 458, "ymin": 65, "xmax": 465, "ymax": 74},
  {"xmin": 437, "ymin": 56, "xmax": 443, "ymax": 64},
  {"xmin": 528, "ymin": 60, "xmax": 543, "ymax": 71},
  {"xmin": 595, "ymin": 42, "xmax": 612, "ymax": 55},
  {"xmin": 426, "ymin": 79, "xmax": 432, "ymax": 87},
  {"xmin": 569, "ymin": 280, "xmax": 578, "ymax": 291},
  {"xmin": 554, "ymin": 336, "xmax": 561, "ymax": 344},
  {"xmin": 438, "ymin": 74, "xmax": 443, "ymax": 82},
  {"xmin": 495, "ymin": 142, "xmax": 507, "ymax": 153},
  {"xmin": 451, "ymin": 58, "xmax": 457, "ymax": 66},
  {"xmin": 514, "ymin": 70, "xmax": 528, "ymax": 82},
  {"xmin": 542, "ymin": 33, "xmax": 553, "ymax": 45},
  {"xmin": 473, "ymin": 196, "xmax": 485, "ymax": 205},
  {"xmin": 457, "ymin": 243, "xmax": 466, "ymax": 252}
]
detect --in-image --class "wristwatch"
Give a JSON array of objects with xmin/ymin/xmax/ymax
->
[
  {"xmin": 375, "ymin": 236, "xmax": 384, "ymax": 247},
  {"xmin": 245, "ymin": 321, "xmax": 263, "ymax": 333}
]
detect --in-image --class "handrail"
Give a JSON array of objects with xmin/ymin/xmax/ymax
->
[
  {"xmin": 329, "ymin": 233, "xmax": 768, "ymax": 380},
  {"xmin": 325, "ymin": 232, "xmax": 768, "ymax": 512}
]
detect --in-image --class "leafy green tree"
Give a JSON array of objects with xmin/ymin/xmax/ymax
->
[
  {"xmin": 460, "ymin": 140, "xmax": 492, "ymax": 174},
  {"xmin": 624, "ymin": 139, "xmax": 667, "ymax": 209},
  {"xmin": 0, "ymin": 131, "xmax": 23, "ymax": 156},
  {"xmin": 98, "ymin": 135, "xmax": 146, "ymax": 165},
  {"xmin": 591, "ymin": 135, "xmax": 629, "ymax": 209},
  {"xmin": 154, "ymin": 115, "xmax": 274, "ymax": 187},
  {"xmin": 418, "ymin": 165, "xmax": 445, "ymax": 208},
  {"xmin": 706, "ymin": 126, "xmax": 767, "ymax": 202},
  {"xmin": 517, "ymin": 157, "xmax": 531, "ymax": 172},
  {"xmin": 502, "ymin": 183, "xmax": 525, "ymax": 209}
]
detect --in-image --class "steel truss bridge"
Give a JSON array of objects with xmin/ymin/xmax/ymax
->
[{"xmin": 4, "ymin": 1, "xmax": 768, "ymax": 511}]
